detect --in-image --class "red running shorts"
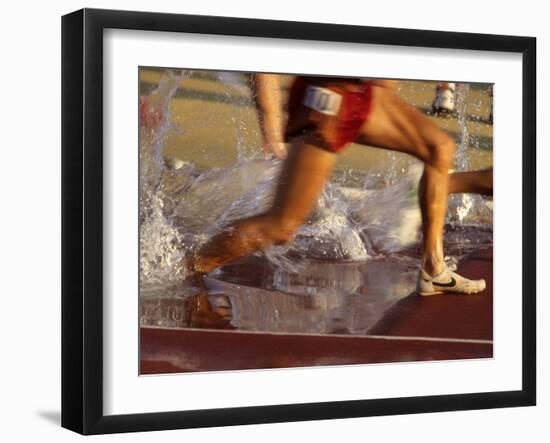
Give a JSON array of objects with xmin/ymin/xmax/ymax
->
[{"xmin": 285, "ymin": 76, "xmax": 373, "ymax": 153}]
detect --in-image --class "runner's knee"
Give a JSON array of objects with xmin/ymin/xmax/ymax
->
[{"xmin": 427, "ymin": 136, "xmax": 455, "ymax": 171}]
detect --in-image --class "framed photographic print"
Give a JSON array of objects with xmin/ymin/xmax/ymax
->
[{"xmin": 62, "ymin": 8, "xmax": 536, "ymax": 435}]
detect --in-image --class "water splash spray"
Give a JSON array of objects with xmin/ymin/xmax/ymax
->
[
  {"xmin": 139, "ymin": 72, "xmax": 189, "ymax": 287},
  {"xmin": 447, "ymin": 84, "xmax": 492, "ymax": 225}
]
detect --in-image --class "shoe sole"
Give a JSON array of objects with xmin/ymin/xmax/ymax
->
[
  {"xmin": 418, "ymin": 290, "xmax": 444, "ymax": 296},
  {"xmin": 418, "ymin": 287, "xmax": 486, "ymax": 296}
]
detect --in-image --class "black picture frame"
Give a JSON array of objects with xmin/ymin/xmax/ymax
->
[{"xmin": 62, "ymin": 8, "xmax": 536, "ymax": 435}]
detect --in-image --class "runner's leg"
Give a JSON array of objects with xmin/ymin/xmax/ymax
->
[
  {"xmin": 449, "ymin": 168, "xmax": 493, "ymax": 196},
  {"xmin": 193, "ymin": 137, "xmax": 336, "ymax": 273},
  {"xmin": 357, "ymin": 84, "xmax": 455, "ymax": 276}
]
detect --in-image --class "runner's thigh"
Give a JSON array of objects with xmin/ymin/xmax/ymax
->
[{"xmin": 357, "ymin": 84, "xmax": 452, "ymax": 163}]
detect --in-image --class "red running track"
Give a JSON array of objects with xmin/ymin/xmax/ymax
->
[{"xmin": 141, "ymin": 248, "xmax": 492, "ymax": 374}]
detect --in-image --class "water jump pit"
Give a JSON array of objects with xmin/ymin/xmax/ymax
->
[{"xmin": 140, "ymin": 248, "xmax": 492, "ymax": 374}]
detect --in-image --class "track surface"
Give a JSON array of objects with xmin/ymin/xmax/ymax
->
[{"xmin": 141, "ymin": 249, "xmax": 492, "ymax": 374}]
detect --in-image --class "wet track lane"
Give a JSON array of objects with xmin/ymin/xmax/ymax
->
[{"xmin": 140, "ymin": 249, "xmax": 492, "ymax": 373}]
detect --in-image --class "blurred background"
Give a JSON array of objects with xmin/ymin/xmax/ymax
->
[{"xmin": 139, "ymin": 68, "xmax": 493, "ymax": 187}]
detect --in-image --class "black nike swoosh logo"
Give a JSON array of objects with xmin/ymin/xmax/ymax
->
[{"xmin": 432, "ymin": 277, "xmax": 457, "ymax": 288}]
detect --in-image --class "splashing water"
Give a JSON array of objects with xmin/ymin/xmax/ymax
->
[
  {"xmin": 446, "ymin": 84, "xmax": 493, "ymax": 225},
  {"xmin": 139, "ymin": 74, "xmax": 493, "ymax": 295},
  {"xmin": 139, "ymin": 72, "xmax": 189, "ymax": 287},
  {"xmin": 449, "ymin": 83, "xmax": 474, "ymax": 223}
]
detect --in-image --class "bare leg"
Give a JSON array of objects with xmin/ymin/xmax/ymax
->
[
  {"xmin": 193, "ymin": 137, "xmax": 337, "ymax": 273},
  {"xmin": 357, "ymin": 84, "xmax": 455, "ymax": 276},
  {"xmin": 449, "ymin": 168, "xmax": 493, "ymax": 196}
]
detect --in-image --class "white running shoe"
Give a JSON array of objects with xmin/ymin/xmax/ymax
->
[
  {"xmin": 432, "ymin": 82, "xmax": 456, "ymax": 114},
  {"xmin": 417, "ymin": 265, "xmax": 486, "ymax": 296}
]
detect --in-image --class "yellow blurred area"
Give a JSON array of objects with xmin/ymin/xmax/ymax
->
[{"xmin": 139, "ymin": 68, "xmax": 493, "ymax": 180}]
